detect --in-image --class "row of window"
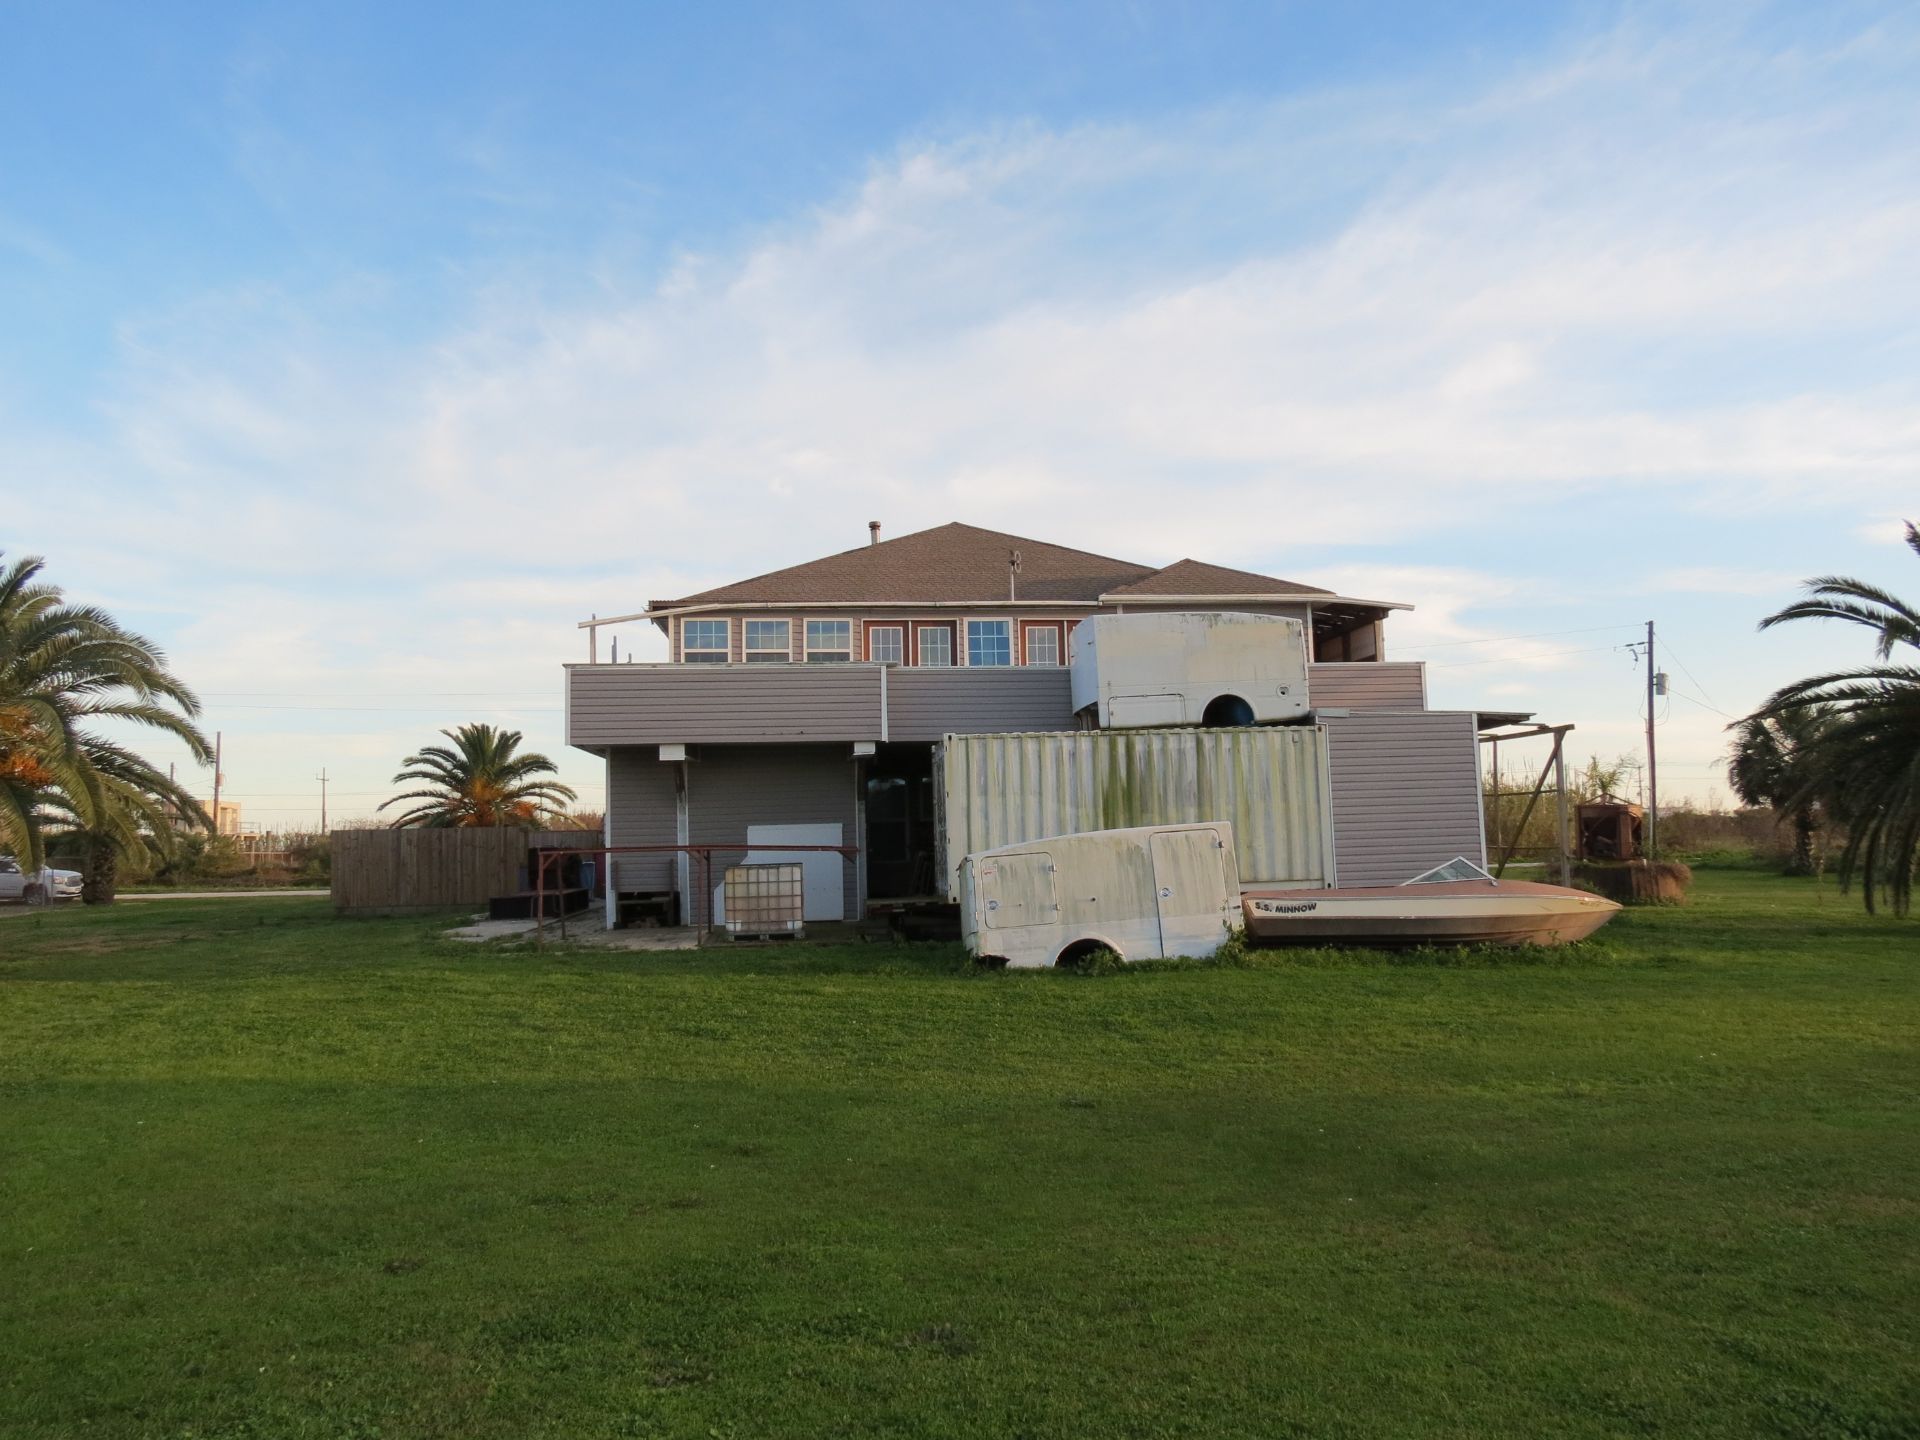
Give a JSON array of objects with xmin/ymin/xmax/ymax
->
[{"xmin": 680, "ymin": 618, "xmax": 1064, "ymax": 667}]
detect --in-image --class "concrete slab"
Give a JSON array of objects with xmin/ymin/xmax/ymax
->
[
  {"xmin": 120, "ymin": 890, "xmax": 328, "ymax": 902},
  {"xmin": 441, "ymin": 916, "xmax": 701, "ymax": 951},
  {"xmin": 443, "ymin": 916, "xmax": 539, "ymax": 942},
  {"xmin": 578, "ymin": 926, "xmax": 701, "ymax": 951}
]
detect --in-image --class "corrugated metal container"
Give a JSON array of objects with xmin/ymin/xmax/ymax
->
[{"xmin": 934, "ymin": 726, "xmax": 1332, "ymax": 899}]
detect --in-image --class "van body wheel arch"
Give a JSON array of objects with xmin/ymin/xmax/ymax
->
[
  {"xmin": 1054, "ymin": 936, "xmax": 1124, "ymax": 968},
  {"xmin": 1202, "ymin": 693, "xmax": 1256, "ymax": 727}
]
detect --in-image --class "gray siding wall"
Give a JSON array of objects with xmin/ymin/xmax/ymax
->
[
  {"xmin": 570, "ymin": 664, "xmax": 883, "ymax": 745},
  {"xmin": 606, "ymin": 746, "xmax": 679, "ymax": 892},
  {"xmin": 886, "ymin": 668, "xmax": 1076, "ymax": 740},
  {"xmin": 1323, "ymin": 711, "xmax": 1485, "ymax": 885},
  {"xmin": 571, "ymin": 663, "xmax": 1079, "ymax": 746},
  {"xmin": 684, "ymin": 744, "xmax": 861, "ymax": 925},
  {"xmin": 1309, "ymin": 662, "xmax": 1426, "ymax": 710}
]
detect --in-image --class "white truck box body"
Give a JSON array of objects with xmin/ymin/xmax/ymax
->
[
  {"xmin": 960, "ymin": 822, "xmax": 1242, "ymax": 968},
  {"xmin": 1069, "ymin": 612, "xmax": 1310, "ymax": 729}
]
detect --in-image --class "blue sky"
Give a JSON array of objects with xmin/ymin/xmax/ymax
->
[{"xmin": 5, "ymin": 1, "xmax": 1917, "ymax": 827}]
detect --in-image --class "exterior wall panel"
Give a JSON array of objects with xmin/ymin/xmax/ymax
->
[
  {"xmin": 569, "ymin": 664, "xmax": 884, "ymax": 745},
  {"xmin": 572, "ymin": 664, "xmax": 1085, "ymax": 746},
  {"xmin": 1323, "ymin": 711, "xmax": 1485, "ymax": 885},
  {"xmin": 684, "ymin": 745, "xmax": 860, "ymax": 925},
  {"xmin": 1309, "ymin": 662, "xmax": 1427, "ymax": 710},
  {"xmin": 606, "ymin": 746, "xmax": 680, "ymax": 892},
  {"xmin": 886, "ymin": 668, "xmax": 1076, "ymax": 740}
]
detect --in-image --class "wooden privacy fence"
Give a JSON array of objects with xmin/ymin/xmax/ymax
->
[{"xmin": 331, "ymin": 829, "xmax": 586, "ymax": 915}]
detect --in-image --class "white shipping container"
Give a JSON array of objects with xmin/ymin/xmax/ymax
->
[
  {"xmin": 1069, "ymin": 612, "xmax": 1310, "ymax": 728},
  {"xmin": 934, "ymin": 726, "xmax": 1334, "ymax": 900},
  {"xmin": 960, "ymin": 823, "xmax": 1242, "ymax": 968}
]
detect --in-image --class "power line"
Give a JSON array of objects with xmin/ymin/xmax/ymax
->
[
  {"xmin": 1669, "ymin": 688, "xmax": 1741, "ymax": 722},
  {"xmin": 203, "ymin": 704, "xmax": 565, "ymax": 713},
  {"xmin": 1428, "ymin": 642, "xmax": 1634, "ymax": 670},
  {"xmin": 212, "ymin": 788, "xmax": 606, "ymax": 797},
  {"xmin": 1654, "ymin": 639, "xmax": 1727, "ymax": 715},
  {"xmin": 200, "ymin": 691, "xmax": 560, "ymax": 698},
  {"xmin": 1394, "ymin": 622, "xmax": 1645, "ymax": 653}
]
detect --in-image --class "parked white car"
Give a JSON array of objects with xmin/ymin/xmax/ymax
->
[{"xmin": 0, "ymin": 855, "xmax": 83, "ymax": 904}]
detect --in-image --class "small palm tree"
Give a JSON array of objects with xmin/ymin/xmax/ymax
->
[
  {"xmin": 1752, "ymin": 522, "xmax": 1920, "ymax": 914},
  {"xmin": 0, "ymin": 553, "xmax": 212, "ymax": 884},
  {"xmin": 379, "ymin": 723, "xmax": 576, "ymax": 829},
  {"xmin": 1726, "ymin": 707, "xmax": 1832, "ymax": 876}
]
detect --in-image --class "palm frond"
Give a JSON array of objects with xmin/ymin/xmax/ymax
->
[
  {"xmin": 1744, "ymin": 525, "xmax": 1920, "ymax": 912},
  {"xmin": 1760, "ymin": 566, "xmax": 1920, "ymax": 656}
]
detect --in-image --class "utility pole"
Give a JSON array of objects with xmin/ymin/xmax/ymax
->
[
  {"xmin": 1644, "ymin": 621, "xmax": 1658, "ymax": 860},
  {"xmin": 211, "ymin": 731, "xmax": 223, "ymax": 836},
  {"xmin": 318, "ymin": 767, "xmax": 329, "ymax": 833}
]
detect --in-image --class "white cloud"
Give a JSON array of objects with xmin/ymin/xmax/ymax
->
[
  {"xmin": 8, "ymin": 8, "xmax": 1920, "ymax": 816},
  {"xmin": 1857, "ymin": 516, "xmax": 1916, "ymax": 544},
  {"xmin": 59, "ymin": 14, "xmax": 1920, "ymax": 588},
  {"xmin": 1645, "ymin": 567, "xmax": 1806, "ymax": 597}
]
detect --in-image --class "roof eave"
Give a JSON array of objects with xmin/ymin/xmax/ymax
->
[
  {"xmin": 1095, "ymin": 592, "xmax": 1413, "ymax": 611},
  {"xmin": 585, "ymin": 598, "xmax": 1107, "ymax": 628}
]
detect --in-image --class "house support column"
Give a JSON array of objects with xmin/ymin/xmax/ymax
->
[
  {"xmin": 602, "ymin": 754, "xmax": 616, "ymax": 929},
  {"xmin": 675, "ymin": 759, "xmax": 691, "ymax": 926}
]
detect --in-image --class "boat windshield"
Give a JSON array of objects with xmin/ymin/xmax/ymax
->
[{"xmin": 1402, "ymin": 857, "xmax": 1495, "ymax": 885}]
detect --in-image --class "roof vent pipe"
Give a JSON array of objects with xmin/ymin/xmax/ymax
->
[{"xmin": 868, "ymin": 521, "xmax": 881, "ymax": 546}]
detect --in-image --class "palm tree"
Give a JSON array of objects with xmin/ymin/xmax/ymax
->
[
  {"xmin": 39, "ymin": 738, "xmax": 210, "ymax": 903},
  {"xmin": 1726, "ymin": 707, "xmax": 1832, "ymax": 876},
  {"xmin": 378, "ymin": 723, "xmax": 576, "ymax": 828},
  {"xmin": 0, "ymin": 553, "xmax": 212, "ymax": 887},
  {"xmin": 1751, "ymin": 521, "xmax": 1920, "ymax": 914}
]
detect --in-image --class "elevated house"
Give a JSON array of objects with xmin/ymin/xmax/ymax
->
[{"xmin": 567, "ymin": 522, "xmax": 1509, "ymax": 926}]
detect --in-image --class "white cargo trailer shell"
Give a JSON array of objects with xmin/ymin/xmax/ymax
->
[
  {"xmin": 1069, "ymin": 612, "xmax": 1310, "ymax": 728},
  {"xmin": 960, "ymin": 823, "xmax": 1242, "ymax": 968},
  {"xmin": 935, "ymin": 726, "xmax": 1334, "ymax": 900}
]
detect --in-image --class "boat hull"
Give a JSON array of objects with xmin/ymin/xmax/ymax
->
[{"xmin": 1242, "ymin": 879, "xmax": 1620, "ymax": 947}]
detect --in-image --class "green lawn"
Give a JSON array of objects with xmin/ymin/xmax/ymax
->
[{"xmin": 2, "ymin": 871, "xmax": 1915, "ymax": 1439}]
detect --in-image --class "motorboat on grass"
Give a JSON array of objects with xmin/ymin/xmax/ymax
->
[{"xmin": 1242, "ymin": 858, "xmax": 1620, "ymax": 948}]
